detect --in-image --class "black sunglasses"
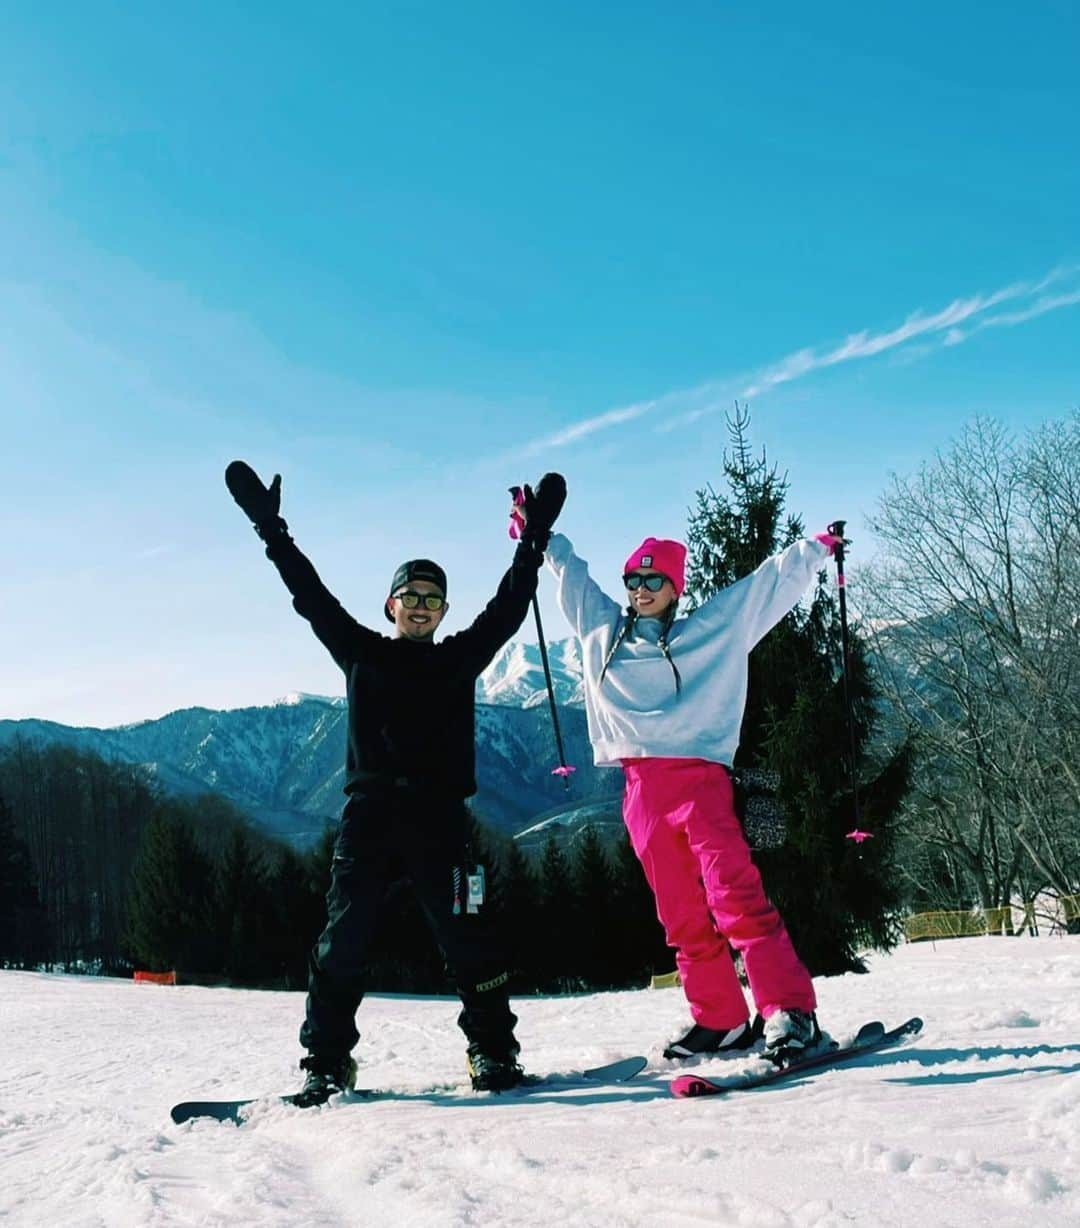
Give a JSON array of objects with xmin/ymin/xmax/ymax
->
[
  {"xmin": 394, "ymin": 590, "xmax": 446, "ymax": 611},
  {"xmin": 623, "ymin": 573, "xmax": 669, "ymax": 592}
]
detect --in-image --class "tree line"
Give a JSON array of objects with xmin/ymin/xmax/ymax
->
[
  {"xmin": 0, "ymin": 739, "xmax": 674, "ymax": 991},
  {"xmin": 0, "ymin": 740, "xmax": 325, "ymax": 981}
]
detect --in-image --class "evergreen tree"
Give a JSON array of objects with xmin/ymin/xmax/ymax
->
[
  {"xmin": 216, "ymin": 826, "xmax": 269, "ymax": 982},
  {"xmin": 535, "ymin": 835, "xmax": 578, "ymax": 989},
  {"xmin": 684, "ymin": 408, "xmax": 909, "ymax": 974},
  {"xmin": 571, "ymin": 826, "xmax": 618, "ymax": 988},
  {"xmin": 263, "ymin": 840, "xmax": 329, "ymax": 988},
  {"xmin": 0, "ymin": 792, "xmax": 44, "ymax": 968},
  {"xmin": 494, "ymin": 837, "xmax": 542, "ymax": 989},
  {"xmin": 610, "ymin": 832, "xmax": 671, "ymax": 985},
  {"xmin": 125, "ymin": 813, "xmax": 217, "ymax": 973}
]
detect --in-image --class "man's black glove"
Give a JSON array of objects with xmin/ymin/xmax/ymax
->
[
  {"xmin": 511, "ymin": 473, "xmax": 566, "ymax": 551},
  {"xmin": 520, "ymin": 473, "xmax": 566, "ymax": 549},
  {"xmin": 225, "ymin": 461, "xmax": 288, "ymax": 541}
]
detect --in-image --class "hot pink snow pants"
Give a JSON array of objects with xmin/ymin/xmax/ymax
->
[{"xmin": 622, "ymin": 757, "xmax": 815, "ymax": 1027}]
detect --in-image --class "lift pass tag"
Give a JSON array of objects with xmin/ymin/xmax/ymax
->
[{"xmin": 466, "ymin": 865, "xmax": 486, "ymax": 914}]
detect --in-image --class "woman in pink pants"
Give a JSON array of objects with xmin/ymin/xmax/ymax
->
[{"xmin": 536, "ymin": 515, "xmax": 841, "ymax": 1062}]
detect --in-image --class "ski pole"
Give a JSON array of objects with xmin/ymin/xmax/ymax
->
[
  {"xmin": 509, "ymin": 486, "xmax": 575, "ymax": 787},
  {"xmin": 828, "ymin": 520, "xmax": 869, "ymax": 845},
  {"xmin": 531, "ymin": 590, "xmax": 575, "ymax": 786}
]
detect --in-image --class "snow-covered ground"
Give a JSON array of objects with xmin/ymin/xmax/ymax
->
[{"xmin": 2, "ymin": 937, "xmax": 1079, "ymax": 1227}]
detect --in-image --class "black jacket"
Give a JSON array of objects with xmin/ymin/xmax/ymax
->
[{"xmin": 264, "ymin": 532, "xmax": 544, "ymax": 799}]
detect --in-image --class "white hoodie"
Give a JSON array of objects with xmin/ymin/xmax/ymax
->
[{"xmin": 545, "ymin": 533, "xmax": 831, "ymax": 769}]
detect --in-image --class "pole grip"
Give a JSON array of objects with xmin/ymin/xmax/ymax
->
[
  {"xmin": 508, "ymin": 486, "xmax": 526, "ymax": 540},
  {"xmin": 827, "ymin": 519, "xmax": 848, "ymax": 577}
]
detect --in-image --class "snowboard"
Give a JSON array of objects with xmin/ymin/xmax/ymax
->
[
  {"xmin": 170, "ymin": 1054, "xmax": 648, "ymax": 1125},
  {"xmin": 669, "ymin": 1017, "xmax": 923, "ymax": 1099}
]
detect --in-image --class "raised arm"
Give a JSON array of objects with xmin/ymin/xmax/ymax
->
[
  {"xmin": 692, "ymin": 536, "xmax": 832, "ymax": 649},
  {"xmin": 448, "ymin": 473, "xmax": 567, "ymax": 676},
  {"xmin": 544, "ymin": 533, "xmax": 622, "ymax": 639},
  {"xmin": 225, "ymin": 461, "xmax": 379, "ymax": 669}
]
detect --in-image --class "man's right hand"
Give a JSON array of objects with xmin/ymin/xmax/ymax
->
[{"xmin": 225, "ymin": 461, "xmax": 286, "ymax": 537}]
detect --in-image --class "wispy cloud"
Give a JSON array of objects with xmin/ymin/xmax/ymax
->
[
  {"xmin": 738, "ymin": 265, "xmax": 1077, "ymax": 402},
  {"xmin": 514, "ymin": 263, "xmax": 1080, "ymax": 453},
  {"xmin": 522, "ymin": 398, "xmax": 658, "ymax": 453},
  {"xmin": 944, "ymin": 287, "xmax": 1080, "ymax": 346},
  {"xmin": 512, "ymin": 381, "xmax": 744, "ymax": 456}
]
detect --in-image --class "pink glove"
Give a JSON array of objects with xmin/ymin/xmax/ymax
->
[{"xmin": 814, "ymin": 531, "xmax": 844, "ymax": 557}]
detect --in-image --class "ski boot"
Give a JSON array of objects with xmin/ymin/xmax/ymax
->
[
  {"xmin": 466, "ymin": 1042, "xmax": 526, "ymax": 1092},
  {"xmin": 663, "ymin": 1015, "xmax": 762, "ymax": 1061},
  {"xmin": 763, "ymin": 1009, "xmax": 821, "ymax": 1063},
  {"xmin": 291, "ymin": 1052, "xmax": 358, "ymax": 1108}
]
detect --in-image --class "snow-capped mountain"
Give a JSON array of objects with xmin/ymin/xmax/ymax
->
[
  {"xmin": 0, "ymin": 619, "xmax": 944, "ymax": 849},
  {"xmin": 476, "ymin": 637, "xmax": 586, "ymax": 709},
  {"xmin": 0, "ymin": 638, "xmax": 615, "ymax": 846}
]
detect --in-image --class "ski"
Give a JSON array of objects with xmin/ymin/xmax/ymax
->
[
  {"xmin": 170, "ymin": 1054, "xmax": 647, "ymax": 1125},
  {"xmin": 582, "ymin": 1054, "xmax": 649, "ymax": 1082},
  {"xmin": 669, "ymin": 1017, "xmax": 923, "ymax": 1099}
]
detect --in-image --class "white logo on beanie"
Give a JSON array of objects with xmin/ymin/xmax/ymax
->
[{"xmin": 641, "ymin": 555, "xmax": 653, "ymax": 566}]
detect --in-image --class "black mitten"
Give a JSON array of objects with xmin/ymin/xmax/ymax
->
[
  {"xmin": 225, "ymin": 461, "xmax": 287, "ymax": 539},
  {"xmin": 521, "ymin": 472, "xmax": 566, "ymax": 546}
]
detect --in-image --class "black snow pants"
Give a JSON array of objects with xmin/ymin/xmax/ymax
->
[{"xmin": 299, "ymin": 781, "xmax": 518, "ymax": 1059}]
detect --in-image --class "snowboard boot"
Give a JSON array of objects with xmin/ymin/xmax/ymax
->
[
  {"xmin": 292, "ymin": 1052, "xmax": 358, "ymax": 1108},
  {"xmin": 663, "ymin": 1015, "xmax": 762, "ymax": 1061},
  {"xmin": 763, "ymin": 1009, "xmax": 821, "ymax": 1062},
  {"xmin": 466, "ymin": 1042, "xmax": 525, "ymax": 1092}
]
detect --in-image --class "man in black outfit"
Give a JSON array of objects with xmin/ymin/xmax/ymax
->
[{"xmin": 226, "ymin": 461, "xmax": 565, "ymax": 1102}]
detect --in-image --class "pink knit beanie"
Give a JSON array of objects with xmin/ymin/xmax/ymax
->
[{"xmin": 623, "ymin": 538, "xmax": 687, "ymax": 597}]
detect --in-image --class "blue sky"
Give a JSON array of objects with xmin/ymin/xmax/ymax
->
[{"xmin": 2, "ymin": 2, "xmax": 1077, "ymax": 726}]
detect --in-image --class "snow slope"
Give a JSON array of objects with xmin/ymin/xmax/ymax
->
[{"xmin": 2, "ymin": 937, "xmax": 1079, "ymax": 1227}]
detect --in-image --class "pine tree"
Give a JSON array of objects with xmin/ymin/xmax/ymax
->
[
  {"xmin": 685, "ymin": 408, "xmax": 909, "ymax": 974},
  {"xmin": 0, "ymin": 792, "xmax": 43, "ymax": 968},
  {"xmin": 263, "ymin": 844, "xmax": 319, "ymax": 987},
  {"xmin": 490, "ymin": 835, "xmax": 542, "ymax": 990},
  {"xmin": 535, "ymin": 835, "xmax": 578, "ymax": 990},
  {"xmin": 125, "ymin": 813, "xmax": 217, "ymax": 974},
  {"xmin": 571, "ymin": 826, "xmax": 618, "ymax": 988},
  {"xmin": 260, "ymin": 823, "xmax": 338, "ymax": 990},
  {"xmin": 610, "ymin": 832, "xmax": 671, "ymax": 985},
  {"xmin": 216, "ymin": 826, "xmax": 269, "ymax": 982}
]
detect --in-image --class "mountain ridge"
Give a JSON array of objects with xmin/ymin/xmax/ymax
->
[{"xmin": 0, "ymin": 637, "xmax": 608, "ymax": 846}]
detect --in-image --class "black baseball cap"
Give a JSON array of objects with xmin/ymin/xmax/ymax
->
[{"xmin": 385, "ymin": 558, "xmax": 447, "ymax": 622}]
